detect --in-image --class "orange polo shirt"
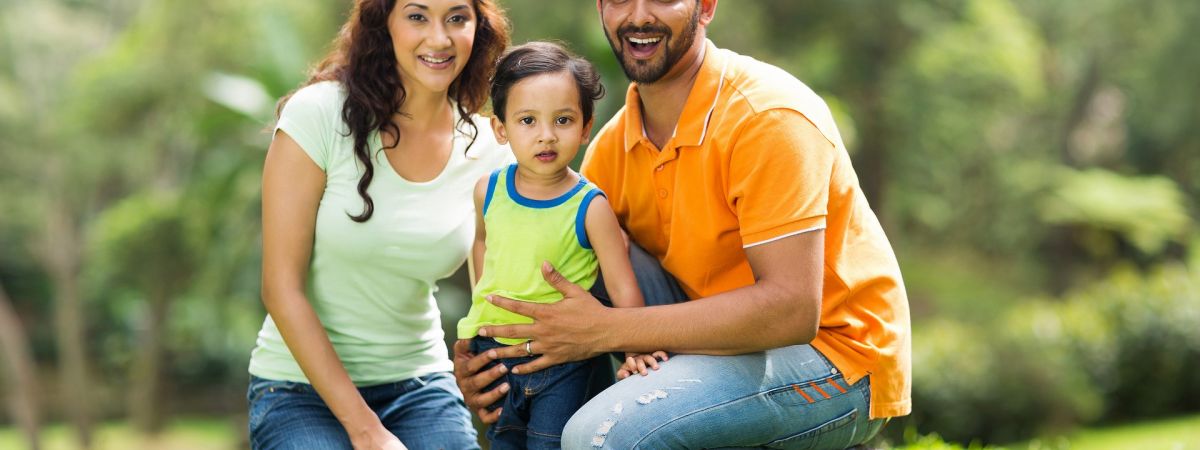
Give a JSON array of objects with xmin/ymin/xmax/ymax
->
[{"xmin": 582, "ymin": 41, "xmax": 911, "ymax": 418}]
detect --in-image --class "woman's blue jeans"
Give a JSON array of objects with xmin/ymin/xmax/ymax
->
[
  {"xmin": 569, "ymin": 243, "xmax": 886, "ymax": 449},
  {"xmin": 246, "ymin": 372, "xmax": 478, "ymax": 450}
]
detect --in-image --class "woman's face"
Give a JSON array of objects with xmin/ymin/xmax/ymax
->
[{"xmin": 388, "ymin": 0, "xmax": 477, "ymax": 96}]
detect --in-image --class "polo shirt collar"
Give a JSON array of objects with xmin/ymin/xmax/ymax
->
[{"xmin": 623, "ymin": 39, "xmax": 728, "ymax": 152}]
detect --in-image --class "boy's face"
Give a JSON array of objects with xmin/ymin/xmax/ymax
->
[{"xmin": 491, "ymin": 71, "xmax": 593, "ymax": 177}]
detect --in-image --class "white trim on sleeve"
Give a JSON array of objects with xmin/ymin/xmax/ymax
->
[{"xmin": 742, "ymin": 225, "xmax": 826, "ymax": 249}]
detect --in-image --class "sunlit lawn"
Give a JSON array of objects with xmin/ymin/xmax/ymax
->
[
  {"xmin": 1014, "ymin": 414, "xmax": 1200, "ymax": 450},
  {"xmin": 892, "ymin": 413, "xmax": 1200, "ymax": 449},
  {"xmin": 3, "ymin": 413, "xmax": 1199, "ymax": 449},
  {"xmin": 0, "ymin": 418, "xmax": 241, "ymax": 450}
]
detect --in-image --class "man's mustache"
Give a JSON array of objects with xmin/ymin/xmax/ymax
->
[{"xmin": 617, "ymin": 24, "xmax": 672, "ymax": 41}]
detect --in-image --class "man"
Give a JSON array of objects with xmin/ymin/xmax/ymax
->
[{"xmin": 454, "ymin": 1, "xmax": 910, "ymax": 448}]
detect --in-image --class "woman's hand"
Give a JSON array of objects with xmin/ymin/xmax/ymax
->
[
  {"xmin": 477, "ymin": 262, "xmax": 615, "ymax": 375},
  {"xmin": 452, "ymin": 339, "xmax": 509, "ymax": 424},
  {"xmin": 617, "ymin": 351, "xmax": 669, "ymax": 379},
  {"xmin": 349, "ymin": 424, "xmax": 408, "ymax": 450}
]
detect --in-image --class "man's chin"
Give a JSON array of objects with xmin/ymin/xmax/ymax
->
[{"xmin": 621, "ymin": 60, "xmax": 668, "ymax": 84}]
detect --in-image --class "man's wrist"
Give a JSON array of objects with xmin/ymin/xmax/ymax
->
[{"xmin": 597, "ymin": 305, "xmax": 631, "ymax": 354}]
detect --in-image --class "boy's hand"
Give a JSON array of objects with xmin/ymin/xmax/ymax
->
[{"xmin": 617, "ymin": 351, "xmax": 668, "ymax": 380}]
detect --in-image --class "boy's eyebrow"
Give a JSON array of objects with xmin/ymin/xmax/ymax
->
[{"xmin": 513, "ymin": 108, "xmax": 581, "ymax": 116}]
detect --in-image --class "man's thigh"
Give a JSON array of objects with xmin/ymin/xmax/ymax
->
[{"xmin": 562, "ymin": 344, "xmax": 876, "ymax": 450}]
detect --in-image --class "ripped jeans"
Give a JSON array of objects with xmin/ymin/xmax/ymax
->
[{"xmin": 567, "ymin": 244, "xmax": 886, "ymax": 449}]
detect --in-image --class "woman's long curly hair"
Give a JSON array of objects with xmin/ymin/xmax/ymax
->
[{"xmin": 278, "ymin": 0, "xmax": 510, "ymax": 222}]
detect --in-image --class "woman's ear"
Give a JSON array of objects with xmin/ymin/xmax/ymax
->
[{"xmin": 490, "ymin": 115, "xmax": 508, "ymax": 145}]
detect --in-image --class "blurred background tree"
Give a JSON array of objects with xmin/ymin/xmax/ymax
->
[{"xmin": 1, "ymin": 0, "xmax": 1196, "ymax": 448}]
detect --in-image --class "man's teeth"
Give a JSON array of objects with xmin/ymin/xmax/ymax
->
[
  {"xmin": 628, "ymin": 37, "xmax": 662, "ymax": 45},
  {"xmin": 420, "ymin": 55, "xmax": 450, "ymax": 64}
]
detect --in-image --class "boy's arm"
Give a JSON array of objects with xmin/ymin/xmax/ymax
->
[
  {"xmin": 469, "ymin": 175, "xmax": 489, "ymax": 286},
  {"xmin": 584, "ymin": 195, "xmax": 644, "ymax": 309}
]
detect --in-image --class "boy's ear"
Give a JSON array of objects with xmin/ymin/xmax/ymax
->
[
  {"xmin": 490, "ymin": 116, "xmax": 508, "ymax": 145},
  {"xmin": 580, "ymin": 118, "xmax": 595, "ymax": 145}
]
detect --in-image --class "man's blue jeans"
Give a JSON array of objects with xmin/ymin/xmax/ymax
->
[{"xmin": 571, "ymin": 243, "xmax": 886, "ymax": 449}]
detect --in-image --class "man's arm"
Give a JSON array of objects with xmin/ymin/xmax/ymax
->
[{"xmin": 477, "ymin": 228, "xmax": 823, "ymax": 373}]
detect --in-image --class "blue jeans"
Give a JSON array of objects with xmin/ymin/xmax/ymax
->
[
  {"xmin": 471, "ymin": 336, "xmax": 590, "ymax": 449},
  {"xmin": 568, "ymin": 243, "xmax": 886, "ymax": 449},
  {"xmin": 246, "ymin": 372, "xmax": 478, "ymax": 450}
]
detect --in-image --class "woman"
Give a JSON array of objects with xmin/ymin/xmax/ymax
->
[{"xmin": 248, "ymin": 1, "xmax": 510, "ymax": 449}]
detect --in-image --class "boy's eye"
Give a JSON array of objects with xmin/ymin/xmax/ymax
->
[
  {"xmin": 556, "ymin": 117, "xmax": 573, "ymax": 125},
  {"xmin": 519, "ymin": 117, "xmax": 534, "ymax": 125}
]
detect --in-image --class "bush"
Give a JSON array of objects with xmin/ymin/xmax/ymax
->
[{"xmin": 901, "ymin": 264, "xmax": 1200, "ymax": 444}]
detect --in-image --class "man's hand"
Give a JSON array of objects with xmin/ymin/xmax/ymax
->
[
  {"xmin": 477, "ymin": 261, "xmax": 615, "ymax": 375},
  {"xmin": 452, "ymin": 339, "xmax": 508, "ymax": 424}
]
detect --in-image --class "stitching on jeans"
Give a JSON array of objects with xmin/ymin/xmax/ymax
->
[{"xmin": 631, "ymin": 375, "xmax": 840, "ymax": 448}]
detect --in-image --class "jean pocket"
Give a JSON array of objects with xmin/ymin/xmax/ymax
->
[
  {"xmin": 247, "ymin": 379, "xmax": 305, "ymax": 432},
  {"xmin": 764, "ymin": 408, "xmax": 858, "ymax": 450}
]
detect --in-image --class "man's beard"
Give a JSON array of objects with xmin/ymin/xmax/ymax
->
[{"xmin": 604, "ymin": 8, "xmax": 700, "ymax": 84}]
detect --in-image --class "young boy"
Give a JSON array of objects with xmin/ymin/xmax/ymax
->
[{"xmin": 456, "ymin": 42, "xmax": 666, "ymax": 449}]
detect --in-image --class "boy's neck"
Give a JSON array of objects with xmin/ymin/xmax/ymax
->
[{"xmin": 512, "ymin": 166, "xmax": 579, "ymax": 201}]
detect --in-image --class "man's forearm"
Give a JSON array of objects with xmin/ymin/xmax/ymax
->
[{"xmin": 601, "ymin": 281, "xmax": 819, "ymax": 355}]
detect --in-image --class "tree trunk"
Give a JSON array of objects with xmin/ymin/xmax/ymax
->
[
  {"xmin": 129, "ymin": 284, "xmax": 171, "ymax": 434},
  {"xmin": 0, "ymin": 283, "xmax": 41, "ymax": 450},
  {"xmin": 42, "ymin": 195, "xmax": 93, "ymax": 450}
]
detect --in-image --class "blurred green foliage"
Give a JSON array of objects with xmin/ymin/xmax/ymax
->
[
  {"xmin": 1, "ymin": 0, "xmax": 1197, "ymax": 446},
  {"xmin": 901, "ymin": 265, "xmax": 1200, "ymax": 443}
]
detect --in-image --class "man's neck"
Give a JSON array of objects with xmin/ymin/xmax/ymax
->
[{"xmin": 637, "ymin": 40, "xmax": 708, "ymax": 150}]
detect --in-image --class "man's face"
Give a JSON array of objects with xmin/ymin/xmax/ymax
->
[{"xmin": 600, "ymin": 0, "xmax": 702, "ymax": 84}]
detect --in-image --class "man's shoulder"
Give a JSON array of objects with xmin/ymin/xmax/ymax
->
[
  {"xmin": 716, "ymin": 48, "xmax": 846, "ymax": 151},
  {"xmin": 722, "ymin": 50, "xmax": 827, "ymax": 116}
]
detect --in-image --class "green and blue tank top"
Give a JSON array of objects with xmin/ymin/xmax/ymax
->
[{"xmin": 457, "ymin": 164, "xmax": 605, "ymax": 345}]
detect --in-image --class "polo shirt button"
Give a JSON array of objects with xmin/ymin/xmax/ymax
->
[{"xmin": 657, "ymin": 189, "xmax": 668, "ymax": 198}]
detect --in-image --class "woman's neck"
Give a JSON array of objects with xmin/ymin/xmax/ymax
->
[{"xmin": 395, "ymin": 87, "xmax": 454, "ymax": 133}]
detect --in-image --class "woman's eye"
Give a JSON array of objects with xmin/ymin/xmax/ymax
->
[
  {"xmin": 448, "ymin": 14, "xmax": 468, "ymax": 24},
  {"xmin": 408, "ymin": 14, "xmax": 426, "ymax": 22}
]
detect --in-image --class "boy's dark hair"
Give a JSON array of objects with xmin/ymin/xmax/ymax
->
[{"xmin": 491, "ymin": 41, "xmax": 605, "ymax": 124}]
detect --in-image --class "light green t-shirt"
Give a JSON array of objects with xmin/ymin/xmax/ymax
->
[
  {"xmin": 457, "ymin": 164, "xmax": 604, "ymax": 345},
  {"xmin": 249, "ymin": 81, "xmax": 513, "ymax": 386}
]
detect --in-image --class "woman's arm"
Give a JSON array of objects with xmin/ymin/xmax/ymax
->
[
  {"xmin": 261, "ymin": 131, "xmax": 402, "ymax": 449},
  {"xmin": 583, "ymin": 195, "xmax": 644, "ymax": 308}
]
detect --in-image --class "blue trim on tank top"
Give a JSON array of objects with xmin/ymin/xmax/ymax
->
[{"xmin": 504, "ymin": 164, "xmax": 588, "ymax": 209}]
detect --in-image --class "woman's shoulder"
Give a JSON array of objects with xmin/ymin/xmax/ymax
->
[{"xmin": 282, "ymin": 80, "xmax": 347, "ymax": 114}]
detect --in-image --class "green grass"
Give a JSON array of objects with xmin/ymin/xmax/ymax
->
[
  {"xmin": 1016, "ymin": 414, "xmax": 1200, "ymax": 450},
  {"xmin": 890, "ymin": 414, "xmax": 1200, "ymax": 449},
  {"xmin": 0, "ymin": 418, "xmax": 240, "ymax": 450},
  {"xmin": 3, "ymin": 414, "xmax": 1199, "ymax": 450}
]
